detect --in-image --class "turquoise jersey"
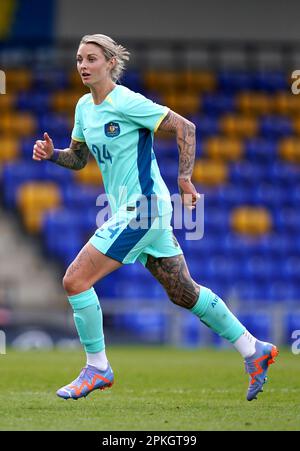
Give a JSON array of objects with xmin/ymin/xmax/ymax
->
[{"xmin": 72, "ymin": 85, "xmax": 172, "ymax": 216}]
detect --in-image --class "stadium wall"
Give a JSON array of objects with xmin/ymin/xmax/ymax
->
[{"xmin": 56, "ymin": 0, "xmax": 300, "ymax": 41}]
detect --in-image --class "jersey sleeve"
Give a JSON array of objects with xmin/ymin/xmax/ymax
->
[
  {"xmin": 71, "ymin": 101, "xmax": 85, "ymax": 142},
  {"xmin": 121, "ymin": 91, "xmax": 169, "ymax": 132}
]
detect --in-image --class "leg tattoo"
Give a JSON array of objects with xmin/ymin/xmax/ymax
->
[{"xmin": 146, "ymin": 254, "xmax": 200, "ymax": 309}]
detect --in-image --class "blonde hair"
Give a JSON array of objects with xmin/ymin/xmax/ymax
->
[{"xmin": 80, "ymin": 34, "xmax": 130, "ymax": 82}]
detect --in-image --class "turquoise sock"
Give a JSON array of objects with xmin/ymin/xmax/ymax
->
[
  {"xmin": 191, "ymin": 286, "xmax": 245, "ymax": 343},
  {"xmin": 68, "ymin": 287, "xmax": 105, "ymax": 353}
]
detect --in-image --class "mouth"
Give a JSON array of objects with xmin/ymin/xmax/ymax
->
[{"xmin": 81, "ymin": 73, "xmax": 91, "ymax": 79}]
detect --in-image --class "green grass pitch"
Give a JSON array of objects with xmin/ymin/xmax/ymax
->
[{"xmin": 0, "ymin": 346, "xmax": 299, "ymax": 431}]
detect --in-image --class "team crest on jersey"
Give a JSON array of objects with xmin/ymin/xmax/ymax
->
[{"xmin": 104, "ymin": 122, "xmax": 120, "ymax": 137}]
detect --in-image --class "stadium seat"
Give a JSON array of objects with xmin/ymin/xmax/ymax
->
[
  {"xmin": 162, "ymin": 92, "xmax": 200, "ymax": 115},
  {"xmin": 217, "ymin": 71, "xmax": 254, "ymax": 92},
  {"xmin": 201, "ymin": 93, "xmax": 235, "ymax": 115},
  {"xmin": 17, "ymin": 182, "xmax": 61, "ymax": 233},
  {"xmin": 204, "ymin": 137, "xmax": 243, "ymax": 161},
  {"xmin": 279, "ymin": 137, "xmax": 300, "ymax": 163},
  {"xmin": 0, "ymin": 112, "xmax": 36, "ymax": 137},
  {"xmin": 0, "ymin": 137, "xmax": 19, "ymax": 163},
  {"xmin": 192, "ymin": 159, "xmax": 228, "ymax": 185},
  {"xmin": 244, "ymin": 138, "xmax": 277, "ymax": 162},
  {"xmin": 51, "ymin": 91, "xmax": 83, "ymax": 113},
  {"xmin": 260, "ymin": 116, "xmax": 294, "ymax": 138},
  {"xmin": 5, "ymin": 69, "xmax": 32, "ymax": 92},
  {"xmin": 74, "ymin": 160, "xmax": 103, "ymax": 185},
  {"xmin": 230, "ymin": 206, "xmax": 273, "ymax": 236},
  {"xmin": 219, "ymin": 114, "xmax": 258, "ymax": 137},
  {"xmin": 237, "ymin": 92, "xmax": 273, "ymax": 115},
  {"xmin": 182, "ymin": 70, "xmax": 216, "ymax": 92},
  {"xmin": 0, "ymin": 92, "xmax": 16, "ymax": 111},
  {"xmin": 274, "ymin": 92, "xmax": 300, "ymax": 116}
]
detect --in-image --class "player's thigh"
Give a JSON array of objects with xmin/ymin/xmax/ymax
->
[
  {"xmin": 63, "ymin": 242, "xmax": 122, "ymax": 295},
  {"xmin": 145, "ymin": 253, "xmax": 199, "ymax": 308}
]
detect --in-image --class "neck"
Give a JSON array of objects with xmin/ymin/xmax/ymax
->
[{"xmin": 90, "ymin": 80, "xmax": 116, "ymax": 105}]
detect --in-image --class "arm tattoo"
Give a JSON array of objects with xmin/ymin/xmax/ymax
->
[
  {"xmin": 54, "ymin": 140, "xmax": 90, "ymax": 170},
  {"xmin": 146, "ymin": 254, "xmax": 200, "ymax": 309},
  {"xmin": 159, "ymin": 110, "xmax": 196, "ymax": 179}
]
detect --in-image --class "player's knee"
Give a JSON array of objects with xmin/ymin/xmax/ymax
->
[{"xmin": 62, "ymin": 273, "xmax": 90, "ymax": 296}]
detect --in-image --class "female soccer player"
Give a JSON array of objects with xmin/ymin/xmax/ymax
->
[{"xmin": 33, "ymin": 34, "xmax": 278, "ymax": 401}]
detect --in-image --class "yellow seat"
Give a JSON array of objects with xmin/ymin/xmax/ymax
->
[
  {"xmin": 292, "ymin": 117, "xmax": 300, "ymax": 135},
  {"xmin": 0, "ymin": 137, "xmax": 19, "ymax": 162},
  {"xmin": 144, "ymin": 70, "xmax": 182, "ymax": 92},
  {"xmin": 220, "ymin": 114, "xmax": 258, "ymax": 137},
  {"xmin": 17, "ymin": 182, "xmax": 61, "ymax": 233},
  {"xmin": 74, "ymin": 160, "xmax": 103, "ymax": 186},
  {"xmin": 279, "ymin": 137, "xmax": 300, "ymax": 163},
  {"xmin": 204, "ymin": 137, "xmax": 243, "ymax": 161},
  {"xmin": 237, "ymin": 92, "xmax": 273, "ymax": 115},
  {"xmin": 5, "ymin": 69, "xmax": 32, "ymax": 92},
  {"xmin": 182, "ymin": 71, "xmax": 216, "ymax": 92},
  {"xmin": 0, "ymin": 93, "xmax": 15, "ymax": 111},
  {"xmin": 0, "ymin": 112, "xmax": 36, "ymax": 137},
  {"xmin": 162, "ymin": 92, "xmax": 200, "ymax": 115},
  {"xmin": 52, "ymin": 91, "xmax": 83, "ymax": 113},
  {"xmin": 231, "ymin": 206, "xmax": 272, "ymax": 236},
  {"xmin": 274, "ymin": 92, "xmax": 300, "ymax": 116},
  {"xmin": 192, "ymin": 159, "xmax": 228, "ymax": 185}
]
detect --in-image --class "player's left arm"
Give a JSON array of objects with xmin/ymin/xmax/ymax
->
[{"xmin": 158, "ymin": 110, "xmax": 200, "ymax": 209}]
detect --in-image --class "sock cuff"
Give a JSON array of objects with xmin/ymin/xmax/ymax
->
[
  {"xmin": 68, "ymin": 287, "xmax": 98, "ymax": 310},
  {"xmin": 191, "ymin": 286, "xmax": 212, "ymax": 317}
]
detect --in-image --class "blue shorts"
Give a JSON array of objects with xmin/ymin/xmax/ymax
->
[{"xmin": 89, "ymin": 209, "xmax": 183, "ymax": 266}]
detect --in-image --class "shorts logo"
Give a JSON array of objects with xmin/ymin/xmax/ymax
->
[{"xmin": 105, "ymin": 122, "xmax": 120, "ymax": 137}]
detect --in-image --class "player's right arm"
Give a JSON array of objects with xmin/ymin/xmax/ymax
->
[{"xmin": 33, "ymin": 132, "xmax": 89, "ymax": 170}]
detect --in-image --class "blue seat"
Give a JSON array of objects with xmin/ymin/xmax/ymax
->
[
  {"xmin": 260, "ymin": 116, "xmax": 293, "ymax": 138},
  {"xmin": 266, "ymin": 281, "xmax": 299, "ymax": 302},
  {"xmin": 244, "ymin": 138, "xmax": 277, "ymax": 162},
  {"xmin": 268, "ymin": 162, "xmax": 300, "ymax": 187},
  {"xmin": 238, "ymin": 313, "xmax": 272, "ymax": 342},
  {"xmin": 281, "ymin": 257, "xmax": 300, "ymax": 281},
  {"xmin": 253, "ymin": 71, "xmax": 288, "ymax": 92},
  {"xmin": 273, "ymin": 208, "xmax": 300, "ymax": 233},
  {"xmin": 61, "ymin": 185, "xmax": 103, "ymax": 208},
  {"xmin": 194, "ymin": 116, "xmax": 219, "ymax": 137},
  {"xmin": 37, "ymin": 113, "xmax": 71, "ymax": 136},
  {"xmin": 244, "ymin": 256, "xmax": 279, "ymax": 282},
  {"xmin": 204, "ymin": 207, "xmax": 229, "ymax": 232},
  {"xmin": 16, "ymin": 91, "xmax": 50, "ymax": 113},
  {"xmin": 120, "ymin": 70, "xmax": 145, "ymax": 93},
  {"xmin": 214, "ymin": 183, "xmax": 252, "ymax": 207},
  {"xmin": 201, "ymin": 94, "xmax": 235, "ymax": 115},
  {"xmin": 33, "ymin": 69, "xmax": 69, "ymax": 90},
  {"xmin": 208, "ymin": 255, "xmax": 241, "ymax": 283},
  {"xmin": 252, "ymin": 183, "xmax": 287, "ymax": 208},
  {"xmin": 229, "ymin": 161, "xmax": 266, "ymax": 186},
  {"xmin": 181, "ymin": 312, "xmax": 202, "ymax": 347},
  {"xmin": 2, "ymin": 162, "xmax": 47, "ymax": 207},
  {"xmin": 217, "ymin": 71, "xmax": 253, "ymax": 92}
]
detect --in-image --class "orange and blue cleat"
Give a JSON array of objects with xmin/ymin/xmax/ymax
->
[
  {"xmin": 56, "ymin": 364, "xmax": 114, "ymax": 400},
  {"xmin": 244, "ymin": 340, "xmax": 279, "ymax": 401}
]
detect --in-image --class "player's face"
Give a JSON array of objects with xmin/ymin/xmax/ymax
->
[{"xmin": 76, "ymin": 43, "xmax": 113, "ymax": 87}]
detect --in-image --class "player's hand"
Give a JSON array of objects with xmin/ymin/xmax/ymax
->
[
  {"xmin": 178, "ymin": 177, "xmax": 200, "ymax": 210},
  {"xmin": 32, "ymin": 132, "xmax": 54, "ymax": 161}
]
